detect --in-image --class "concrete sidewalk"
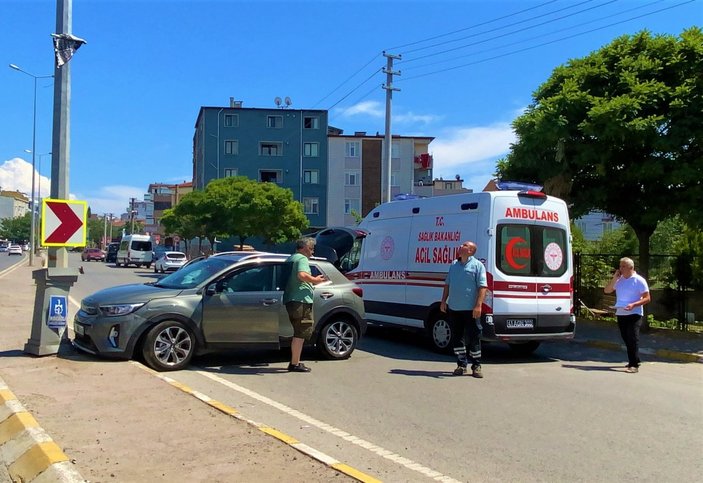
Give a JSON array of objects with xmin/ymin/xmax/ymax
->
[{"xmin": 1, "ymin": 260, "xmax": 701, "ymax": 482}]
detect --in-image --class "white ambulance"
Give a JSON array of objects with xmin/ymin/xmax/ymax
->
[{"xmin": 316, "ymin": 185, "xmax": 575, "ymax": 354}]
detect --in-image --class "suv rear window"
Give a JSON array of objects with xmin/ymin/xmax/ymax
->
[{"xmin": 497, "ymin": 224, "xmax": 567, "ymax": 277}]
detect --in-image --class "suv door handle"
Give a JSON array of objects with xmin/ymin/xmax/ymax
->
[
  {"xmin": 261, "ymin": 298, "xmax": 279, "ymax": 306},
  {"xmin": 541, "ymin": 284, "xmax": 552, "ymax": 293}
]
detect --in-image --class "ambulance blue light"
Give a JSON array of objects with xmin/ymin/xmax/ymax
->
[{"xmin": 496, "ymin": 181, "xmax": 543, "ymax": 192}]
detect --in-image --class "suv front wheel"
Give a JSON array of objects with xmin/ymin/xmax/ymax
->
[{"xmin": 142, "ymin": 320, "xmax": 194, "ymax": 371}]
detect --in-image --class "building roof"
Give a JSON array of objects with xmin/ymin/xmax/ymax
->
[{"xmin": 0, "ymin": 190, "xmax": 29, "ymax": 202}]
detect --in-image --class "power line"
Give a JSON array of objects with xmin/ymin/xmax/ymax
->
[
  {"xmin": 386, "ymin": 0, "xmax": 560, "ymax": 51},
  {"xmin": 402, "ymin": 0, "xmax": 663, "ymax": 72},
  {"xmin": 311, "ymin": 53, "xmax": 382, "ymax": 108},
  {"xmin": 326, "ymin": 68, "xmax": 383, "ymax": 111},
  {"xmin": 399, "ymin": 0, "xmax": 601, "ymax": 57},
  {"xmin": 400, "ymin": 0, "xmax": 619, "ymax": 64},
  {"xmin": 399, "ymin": 0, "xmax": 696, "ymax": 82}
]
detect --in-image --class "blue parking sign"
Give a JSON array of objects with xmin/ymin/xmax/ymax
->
[{"xmin": 47, "ymin": 295, "xmax": 68, "ymax": 329}]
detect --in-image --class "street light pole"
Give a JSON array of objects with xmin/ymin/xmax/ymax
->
[{"xmin": 10, "ymin": 64, "xmax": 53, "ymax": 266}]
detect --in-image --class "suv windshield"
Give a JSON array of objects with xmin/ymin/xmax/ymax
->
[{"xmin": 154, "ymin": 257, "xmax": 236, "ymax": 289}]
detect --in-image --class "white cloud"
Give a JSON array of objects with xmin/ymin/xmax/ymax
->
[
  {"xmin": 1, "ymin": 157, "xmax": 140, "ymax": 216},
  {"xmin": 335, "ymin": 100, "xmax": 384, "ymax": 118},
  {"xmin": 429, "ymin": 122, "xmax": 516, "ymax": 191},
  {"xmin": 394, "ymin": 111, "xmax": 441, "ymax": 125},
  {"xmin": 74, "ymin": 185, "xmax": 146, "ymax": 216}
]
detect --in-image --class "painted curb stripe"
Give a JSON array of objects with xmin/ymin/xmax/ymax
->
[
  {"xmin": 132, "ymin": 362, "xmax": 381, "ymax": 483},
  {"xmin": 0, "ymin": 412, "xmax": 40, "ymax": 445},
  {"xmin": 9, "ymin": 441, "xmax": 68, "ymax": 482},
  {"xmin": 0, "ymin": 376, "xmax": 84, "ymax": 483},
  {"xmin": 332, "ymin": 463, "xmax": 383, "ymax": 483}
]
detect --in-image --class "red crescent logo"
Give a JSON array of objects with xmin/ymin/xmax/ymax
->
[{"xmin": 505, "ymin": 237, "xmax": 527, "ymax": 270}]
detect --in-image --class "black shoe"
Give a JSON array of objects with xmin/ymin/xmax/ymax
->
[
  {"xmin": 453, "ymin": 366, "xmax": 467, "ymax": 376},
  {"xmin": 472, "ymin": 365, "xmax": 484, "ymax": 378},
  {"xmin": 287, "ymin": 363, "xmax": 311, "ymax": 373}
]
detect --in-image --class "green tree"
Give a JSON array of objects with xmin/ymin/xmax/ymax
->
[
  {"xmin": 0, "ymin": 213, "xmax": 31, "ymax": 242},
  {"xmin": 204, "ymin": 177, "xmax": 308, "ymax": 248},
  {"xmin": 498, "ymin": 28, "xmax": 703, "ymax": 279}
]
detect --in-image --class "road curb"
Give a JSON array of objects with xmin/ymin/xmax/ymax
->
[
  {"xmin": 577, "ymin": 339, "xmax": 703, "ymax": 363},
  {"xmin": 133, "ymin": 362, "xmax": 382, "ymax": 483},
  {"xmin": 0, "ymin": 377, "xmax": 85, "ymax": 483}
]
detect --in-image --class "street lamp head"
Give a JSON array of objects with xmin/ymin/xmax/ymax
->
[
  {"xmin": 9, "ymin": 63, "xmax": 20, "ymax": 71},
  {"xmin": 25, "ymin": 149, "xmax": 32, "ymax": 154}
]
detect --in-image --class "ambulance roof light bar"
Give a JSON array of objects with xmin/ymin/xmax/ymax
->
[{"xmin": 496, "ymin": 181, "xmax": 543, "ymax": 192}]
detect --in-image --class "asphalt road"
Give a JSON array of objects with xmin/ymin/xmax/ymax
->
[{"xmin": 66, "ymin": 254, "xmax": 703, "ymax": 482}]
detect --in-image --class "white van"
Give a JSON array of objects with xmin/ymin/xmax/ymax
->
[
  {"xmin": 316, "ymin": 187, "xmax": 575, "ymax": 354},
  {"xmin": 116, "ymin": 234, "xmax": 153, "ymax": 268}
]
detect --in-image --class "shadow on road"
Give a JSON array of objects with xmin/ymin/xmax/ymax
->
[{"xmin": 561, "ymin": 363, "xmax": 625, "ymax": 372}]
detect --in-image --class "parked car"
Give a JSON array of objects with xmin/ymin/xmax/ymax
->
[
  {"xmin": 105, "ymin": 243, "xmax": 120, "ymax": 263},
  {"xmin": 73, "ymin": 253, "xmax": 366, "ymax": 371},
  {"xmin": 21, "ymin": 243, "xmax": 29, "ymax": 251},
  {"xmin": 153, "ymin": 251, "xmax": 187, "ymax": 273},
  {"xmin": 81, "ymin": 248, "xmax": 105, "ymax": 262},
  {"xmin": 7, "ymin": 245, "xmax": 23, "ymax": 256}
]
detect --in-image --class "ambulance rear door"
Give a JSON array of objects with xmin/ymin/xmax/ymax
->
[{"xmin": 491, "ymin": 191, "xmax": 572, "ymax": 338}]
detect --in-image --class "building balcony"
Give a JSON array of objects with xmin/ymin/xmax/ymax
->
[{"xmin": 414, "ymin": 153, "xmax": 433, "ymax": 169}]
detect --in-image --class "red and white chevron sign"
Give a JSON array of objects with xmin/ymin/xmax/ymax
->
[{"xmin": 41, "ymin": 199, "xmax": 87, "ymax": 247}]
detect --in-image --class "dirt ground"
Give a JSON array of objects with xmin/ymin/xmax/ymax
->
[{"xmin": 0, "ymin": 264, "xmax": 350, "ymax": 482}]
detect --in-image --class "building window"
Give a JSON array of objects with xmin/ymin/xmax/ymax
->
[
  {"xmin": 303, "ymin": 197, "xmax": 319, "ymax": 214},
  {"xmin": 345, "ymin": 170, "xmax": 360, "ymax": 186},
  {"xmin": 304, "ymin": 170, "xmax": 319, "ymax": 184},
  {"xmin": 224, "ymin": 140, "xmax": 238, "ymax": 155},
  {"xmin": 224, "ymin": 168, "xmax": 238, "ymax": 177},
  {"xmin": 391, "ymin": 142, "xmax": 400, "ymax": 158},
  {"xmin": 345, "ymin": 142, "xmax": 359, "ymax": 157},
  {"xmin": 303, "ymin": 142, "xmax": 319, "ymax": 157},
  {"xmin": 224, "ymin": 114, "xmax": 238, "ymax": 127},
  {"xmin": 266, "ymin": 115, "xmax": 283, "ymax": 128},
  {"xmin": 260, "ymin": 170, "xmax": 282, "ymax": 183},
  {"xmin": 344, "ymin": 198, "xmax": 360, "ymax": 214},
  {"xmin": 391, "ymin": 173, "xmax": 399, "ymax": 187},
  {"xmin": 304, "ymin": 117, "xmax": 319, "ymax": 129},
  {"xmin": 260, "ymin": 142, "xmax": 283, "ymax": 156}
]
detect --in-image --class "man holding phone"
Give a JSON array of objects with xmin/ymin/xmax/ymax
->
[{"xmin": 604, "ymin": 257, "xmax": 651, "ymax": 373}]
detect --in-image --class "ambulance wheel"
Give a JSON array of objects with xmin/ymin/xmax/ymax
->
[
  {"xmin": 427, "ymin": 312, "xmax": 454, "ymax": 354},
  {"xmin": 508, "ymin": 341, "xmax": 541, "ymax": 355}
]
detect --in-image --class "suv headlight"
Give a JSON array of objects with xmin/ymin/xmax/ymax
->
[{"xmin": 99, "ymin": 303, "xmax": 145, "ymax": 317}]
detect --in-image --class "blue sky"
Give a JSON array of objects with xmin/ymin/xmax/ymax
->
[{"xmin": 2, "ymin": 0, "xmax": 700, "ymax": 216}]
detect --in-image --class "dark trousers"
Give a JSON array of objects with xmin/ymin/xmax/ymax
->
[
  {"xmin": 617, "ymin": 314, "xmax": 642, "ymax": 367},
  {"xmin": 448, "ymin": 309, "xmax": 482, "ymax": 368}
]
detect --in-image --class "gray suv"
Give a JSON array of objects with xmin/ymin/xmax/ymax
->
[{"xmin": 73, "ymin": 253, "xmax": 366, "ymax": 371}]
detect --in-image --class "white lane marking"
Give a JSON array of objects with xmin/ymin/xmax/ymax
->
[{"xmin": 194, "ymin": 369, "xmax": 461, "ymax": 483}]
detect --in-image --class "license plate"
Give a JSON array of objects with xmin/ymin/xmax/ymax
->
[
  {"xmin": 506, "ymin": 319, "xmax": 534, "ymax": 329},
  {"xmin": 74, "ymin": 323, "xmax": 85, "ymax": 335}
]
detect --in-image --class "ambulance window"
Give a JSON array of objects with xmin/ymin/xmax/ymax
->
[
  {"xmin": 497, "ymin": 225, "xmax": 567, "ymax": 277},
  {"xmin": 498, "ymin": 225, "xmax": 532, "ymax": 276},
  {"xmin": 338, "ymin": 238, "xmax": 363, "ymax": 273}
]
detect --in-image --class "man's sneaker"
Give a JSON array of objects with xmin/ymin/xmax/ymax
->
[
  {"xmin": 472, "ymin": 366, "xmax": 484, "ymax": 378},
  {"xmin": 288, "ymin": 363, "xmax": 311, "ymax": 373},
  {"xmin": 453, "ymin": 366, "xmax": 467, "ymax": 376},
  {"xmin": 626, "ymin": 366, "xmax": 639, "ymax": 374}
]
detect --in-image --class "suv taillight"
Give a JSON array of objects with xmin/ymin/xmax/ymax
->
[{"xmin": 352, "ymin": 287, "xmax": 363, "ymax": 298}]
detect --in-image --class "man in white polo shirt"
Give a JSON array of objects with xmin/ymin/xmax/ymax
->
[{"xmin": 604, "ymin": 257, "xmax": 651, "ymax": 373}]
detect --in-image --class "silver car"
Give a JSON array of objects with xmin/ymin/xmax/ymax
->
[
  {"xmin": 153, "ymin": 251, "xmax": 187, "ymax": 273},
  {"xmin": 73, "ymin": 253, "xmax": 366, "ymax": 371}
]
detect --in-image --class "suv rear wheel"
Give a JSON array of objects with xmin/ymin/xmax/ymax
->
[
  {"xmin": 142, "ymin": 320, "xmax": 194, "ymax": 371},
  {"xmin": 316, "ymin": 318, "xmax": 358, "ymax": 359}
]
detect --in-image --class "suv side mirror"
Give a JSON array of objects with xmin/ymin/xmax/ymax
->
[{"xmin": 205, "ymin": 283, "xmax": 217, "ymax": 296}]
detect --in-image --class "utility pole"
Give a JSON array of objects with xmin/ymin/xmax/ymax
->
[
  {"xmin": 382, "ymin": 51, "xmax": 401, "ymax": 204},
  {"xmin": 130, "ymin": 197, "xmax": 136, "ymax": 234},
  {"xmin": 102, "ymin": 213, "xmax": 108, "ymax": 249}
]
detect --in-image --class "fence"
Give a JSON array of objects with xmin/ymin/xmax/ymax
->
[{"xmin": 573, "ymin": 253, "xmax": 701, "ymax": 331}]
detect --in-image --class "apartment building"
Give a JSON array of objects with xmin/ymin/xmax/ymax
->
[
  {"xmin": 0, "ymin": 190, "xmax": 30, "ymax": 220},
  {"xmin": 193, "ymin": 99, "xmax": 329, "ymax": 229},
  {"xmin": 327, "ymin": 131, "xmax": 434, "ymax": 226}
]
